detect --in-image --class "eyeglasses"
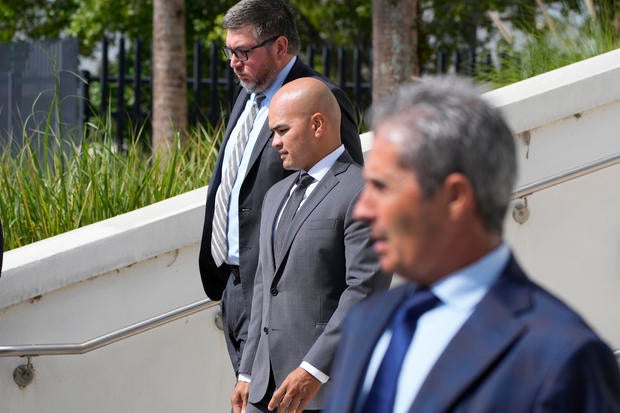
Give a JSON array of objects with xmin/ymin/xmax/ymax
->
[{"xmin": 222, "ymin": 35, "xmax": 280, "ymax": 62}]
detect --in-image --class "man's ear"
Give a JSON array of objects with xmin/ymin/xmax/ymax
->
[
  {"xmin": 311, "ymin": 113, "xmax": 326, "ymax": 137},
  {"xmin": 443, "ymin": 173, "xmax": 476, "ymax": 220},
  {"xmin": 274, "ymin": 36, "xmax": 289, "ymax": 57}
]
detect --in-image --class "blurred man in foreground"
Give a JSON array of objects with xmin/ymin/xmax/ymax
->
[{"xmin": 324, "ymin": 76, "xmax": 620, "ymax": 413}]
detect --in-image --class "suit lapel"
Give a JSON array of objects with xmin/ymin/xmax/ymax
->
[
  {"xmin": 244, "ymin": 118, "xmax": 273, "ymax": 181},
  {"xmin": 267, "ymin": 176, "xmax": 296, "ymax": 269},
  {"xmin": 408, "ymin": 259, "xmax": 532, "ymax": 413},
  {"xmin": 273, "ymin": 156, "xmax": 350, "ymax": 274}
]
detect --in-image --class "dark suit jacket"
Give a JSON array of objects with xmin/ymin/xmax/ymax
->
[
  {"xmin": 199, "ymin": 57, "xmax": 363, "ymax": 315},
  {"xmin": 324, "ymin": 255, "xmax": 620, "ymax": 413},
  {"xmin": 239, "ymin": 152, "xmax": 390, "ymax": 410}
]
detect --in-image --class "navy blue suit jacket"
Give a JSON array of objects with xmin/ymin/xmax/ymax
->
[{"xmin": 324, "ymin": 254, "xmax": 620, "ymax": 413}]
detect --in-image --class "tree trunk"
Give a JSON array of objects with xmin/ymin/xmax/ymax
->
[
  {"xmin": 152, "ymin": 0, "xmax": 187, "ymax": 155},
  {"xmin": 372, "ymin": 0, "xmax": 419, "ymax": 103}
]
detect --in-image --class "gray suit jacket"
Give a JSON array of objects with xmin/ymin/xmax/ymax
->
[{"xmin": 239, "ymin": 152, "xmax": 390, "ymax": 410}]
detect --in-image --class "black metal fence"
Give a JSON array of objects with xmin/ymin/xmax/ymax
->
[
  {"xmin": 1, "ymin": 39, "xmax": 81, "ymax": 149},
  {"xmin": 81, "ymin": 37, "xmax": 487, "ymax": 144}
]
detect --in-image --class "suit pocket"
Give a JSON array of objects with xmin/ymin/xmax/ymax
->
[{"xmin": 315, "ymin": 322, "xmax": 328, "ymax": 330}]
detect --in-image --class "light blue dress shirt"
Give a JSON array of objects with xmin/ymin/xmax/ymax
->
[
  {"xmin": 223, "ymin": 57, "xmax": 298, "ymax": 265},
  {"xmin": 358, "ymin": 243, "xmax": 511, "ymax": 413}
]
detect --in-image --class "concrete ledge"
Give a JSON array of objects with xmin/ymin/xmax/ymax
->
[
  {"xmin": 0, "ymin": 187, "xmax": 208, "ymax": 309},
  {"xmin": 484, "ymin": 48, "xmax": 620, "ymax": 134}
]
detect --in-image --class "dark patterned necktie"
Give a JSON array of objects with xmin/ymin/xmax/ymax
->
[
  {"xmin": 211, "ymin": 93, "xmax": 265, "ymax": 266},
  {"xmin": 273, "ymin": 171, "xmax": 315, "ymax": 260},
  {"xmin": 359, "ymin": 288, "xmax": 440, "ymax": 413}
]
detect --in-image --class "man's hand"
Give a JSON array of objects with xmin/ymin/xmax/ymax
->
[
  {"xmin": 231, "ymin": 380, "xmax": 250, "ymax": 413},
  {"xmin": 268, "ymin": 367, "xmax": 322, "ymax": 412}
]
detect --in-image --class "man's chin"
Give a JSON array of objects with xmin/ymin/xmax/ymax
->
[{"xmin": 240, "ymin": 83, "xmax": 256, "ymax": 93}]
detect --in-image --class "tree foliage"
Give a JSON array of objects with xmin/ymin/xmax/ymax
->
[
  {"xmin": 1, "ymin": 0, "xmax": 617, "ymax": 67},
  {"xmin": 0, "ymin": 0, "xmax": 233, "ymax": 55}
]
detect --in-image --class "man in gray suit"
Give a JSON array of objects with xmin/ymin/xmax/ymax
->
[{"xmin": 230, "ymin": 77, "xmax": 389, "ymax": 413}]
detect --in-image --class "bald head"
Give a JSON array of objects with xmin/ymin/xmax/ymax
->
[{"xmin": 269, "ymin": 77, "xmax": 342, "ymax": 171}]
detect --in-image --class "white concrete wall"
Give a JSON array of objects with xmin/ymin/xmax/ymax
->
[
  {"xmin": 494, "ymin": 50, "xmax": 620, "ymax": 348},
  {"xmin": 0, "ymin": 188, "xmax": 235, "ymax": 412},
  {"xmin": 1, "ymin": 49, "xmax": 619, "ymax": 412}
]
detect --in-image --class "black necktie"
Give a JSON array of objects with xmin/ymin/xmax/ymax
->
[
  {"xmin": 273, "ymin": 172, "xmax": 315, "ymax": 259},
  {"xmin": 359, "ymin": 288, "xmax": 440, "ymax": 413}
]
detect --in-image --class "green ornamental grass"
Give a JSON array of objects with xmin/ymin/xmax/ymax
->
[
  {"xmin": 477, "ymin": 1, "xmax": 620, "ymax": 86},
  {"xmin": 0, "ymin": 113, "xmax": 222, "ymax": 251}
]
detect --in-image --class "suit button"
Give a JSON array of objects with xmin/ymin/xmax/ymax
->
[
  {"xmin": 270, "ymin": 287, "xmax": 279, "ymax": 296},
  {"xmin": 263, "ymin": 327, "xmax": 269, "ymax": 334}
]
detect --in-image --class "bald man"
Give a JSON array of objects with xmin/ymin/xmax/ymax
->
[{"xmin": 231, "ymin": 77, "xmax": 389, "ymax": 413}]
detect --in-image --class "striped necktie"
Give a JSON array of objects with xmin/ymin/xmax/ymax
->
[{"xmin": 211, "ymin": 93, "xmax": 265, "ymax": 267}]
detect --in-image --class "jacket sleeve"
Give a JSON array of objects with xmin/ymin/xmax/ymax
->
[
  {"xmin": 302, "ymin": 190, "xmax": 391, "ymax": 374},
  {"xmin": 535, "ymin": 338, "xmax": 620, "ymax": 412}
]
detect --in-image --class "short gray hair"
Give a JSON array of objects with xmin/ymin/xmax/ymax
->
[
  {"xmin": 370, "ymin": 76, "xmax": 517, "ymax": 234},
  {"xmin": 223, "ymin": 0, "xmax": 301, "ymax": 55}
]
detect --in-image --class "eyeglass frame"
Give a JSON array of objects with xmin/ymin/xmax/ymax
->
[{"xmin": 222, "ymin": 35, "xmax": 281, "ymax": 62}]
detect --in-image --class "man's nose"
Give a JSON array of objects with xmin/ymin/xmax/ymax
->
[
  {"xmin": 353, "ymin": 187, "xmax": 373, "ymax": 222},
  {"xmin": 229, "ymin": 55, "xmax": 242, "ymax": 68}
]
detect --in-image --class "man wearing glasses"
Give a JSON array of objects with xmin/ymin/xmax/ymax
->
[{"xmin": 198, "ymin": 0, "xmax": 363, "ymax": 380}]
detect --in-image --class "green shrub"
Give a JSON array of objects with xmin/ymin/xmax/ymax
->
[
  {"xmin": 0, "ymin": 116, "xmax": 221, "ymax": 251},
  {"xmin": 477, "ymin": 2, "xmax": 620, "ymax": 86}
]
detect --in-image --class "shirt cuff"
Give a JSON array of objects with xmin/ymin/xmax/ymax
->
[
  {"xmin": 300, "ymin": 361, "xmax": 329, "ymax": 384},
  {"xmin": 238, "ymin": 373, "xmax": 251, "ymax": 383}
]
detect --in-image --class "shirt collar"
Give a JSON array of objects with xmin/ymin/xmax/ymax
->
[
  {"xmin": 431, "ymin": 242, "xmax": 511, "ymax": 311},
  {"xmin": 304, "ymin": 145, "xmax": 345, "ymax": 183}
]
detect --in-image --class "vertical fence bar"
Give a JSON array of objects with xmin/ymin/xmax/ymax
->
[
  {"xmin": 353, "ymin": 46, "xmax": 362, "ymax": 112},
  {"xmin": 7, "ymin": 71, "xmax": 13, "ymax": 135},
  {"xmin": 437, "ymin": 50, "xmax": 447, "ymax": 74},
  {"xmin": 306, "ymin": 45, "xmax": 315, "ymax": 69},
  {"xmin": 192, "ymin": 40, "xmax": 202, "ymax": 126},
  {"xmin": 133, "ymin": 38, "xmax": 143, "ymax": 137},
  {"xmin": 116, "ymin": 37, "xmax": 126, "ymax": 146},
  {"xmin": 209, "ymin": 41, "xmax": 220, "ymax": 125},
  {"xmin": 467, "ymin": 48, "xmax": 476, "ymax": 76},
  {"xmin": 337, "ymin": 46, "xmax": 346, "ymax": 91},
  {"xmin": 454, "ymin": 50, "xmax": 462, "ymax": 74},
  {"xmin": 101, "ymin": 37, "xmax": 109, "ymax": 117},
  {"xmin": 81, "ymin": 70, "xmax": 91, "ymax": 126},
  {"xmin": 322, "ymin": 45, "xmax": 331, "ymax": 78}
]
